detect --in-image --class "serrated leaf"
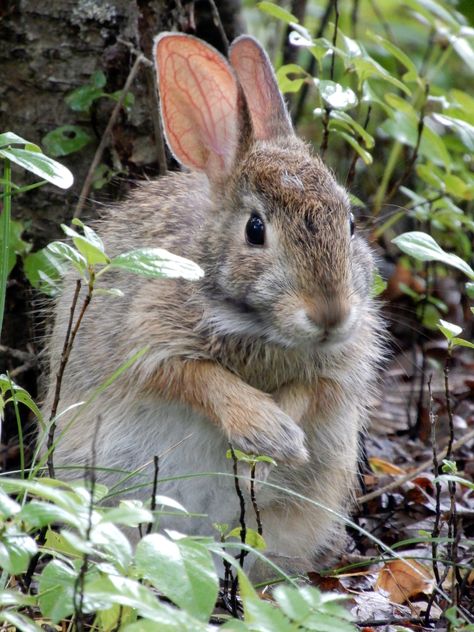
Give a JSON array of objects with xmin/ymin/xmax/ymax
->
[
  {"xmin": 42, "ymin": 125, "xmax": 93, "ymax": 157},
  {"xmin": 135, "ymin": 533, "xmax": 219, "ymax": 621},
  {"xmin": 23, "ymin": 247, "xmax": 66, "ymax": 295},
  {"xmin": 392, "ymin": 231, "xmax": 474, "ymax": 279},
  {"xmin": 109, "ymin": 248, "xmax": 204, "ymax": 281}
]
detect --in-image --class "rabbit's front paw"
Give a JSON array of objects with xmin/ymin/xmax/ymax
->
[{"xmin": 230, "ymin": 402, "xmax": 309, "ymax": 466}]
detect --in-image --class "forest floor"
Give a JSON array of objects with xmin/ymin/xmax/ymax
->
[{"xmin": 303, "ymin": 343, "xmax": 474, "ymax": 631}]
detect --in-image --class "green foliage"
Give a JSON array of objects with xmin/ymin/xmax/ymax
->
[
  {"xmin": 43, "ymin": 69, "xmax": 134, "ymax": 162},
  {"xmin": 0, "ymin": 476, "xmax": 356, "ymax": 630}
]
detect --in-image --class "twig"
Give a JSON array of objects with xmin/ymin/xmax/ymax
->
[
  {"xmin": 320, "ymin": 0, "xmax": 339, "ymax": 157},
  {"xmin": 428, "ymin": 376, "xmax": 442, "ymax": 584},
  {"xmin": 117, "ymin": 38, "xmax": 167, "ymax": 175},
  {"xmin": 208, "ymin": 0, "xmax": 229, "ymax": 54},
  {"xmin": 73, "ymin": 416, "xmax": 100, "ymax": 632},
  {"xmin": 385, "ymin": 83, "xmax": 429, "ymax": 202},
  {"xmin": 47, "ymin": 279, "xmax": 82, "ymax": 477},
  {"xmin": 357, "ymin": 426, "xmax": 474, "ymax": 504},
  {"xmin": 356, "ymin": 615, "xmax": 436, "ymax": 627},
  {"xmin": 146, "ymin": 455, "xmax": 159, "ymax": 535},
  {"xmin": 229, "ymin": 443, "xmax": 247, "ymax": 618},
  {"xmin": 74, "ymin": 54, "xmax": 145, "ymax": 218},
  {"xmin": 346, "ymin": 106, "xmax": 371, "ymax": 188},
  {"xmin": 351, "ymin": 0, "xmax": 360, "ymax": 38},
  {"xmin": 0, "ymin": 345, "xmax": 36, "ymax": 364},
  {"xmin": 292, "ymin": 0, "xmax": 333, "ymax": 123},
  {"xmin": 250, "ymin": 463, "xmax": 263, "ymax": 537}
]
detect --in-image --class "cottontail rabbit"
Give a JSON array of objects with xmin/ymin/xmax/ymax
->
[{"xmin": 44, "ymin": 33, "xmax": 383, "ymax": 566}]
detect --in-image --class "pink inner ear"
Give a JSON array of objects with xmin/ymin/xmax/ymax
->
[
  {"xmin": 155, "ymin": 35, "xmax": 239, "ymax": 177},
  {"xmin": 230, "ymin": 37, "xmax": 292, "ymax": 140}
]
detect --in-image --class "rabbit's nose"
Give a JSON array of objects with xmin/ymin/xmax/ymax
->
[{"xmin": 304, "ymin": 298, "xmax": 350, "ymax": 332}]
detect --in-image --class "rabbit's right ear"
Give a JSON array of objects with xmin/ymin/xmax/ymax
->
[
  {"xmin": 229, "ymin": 36, "xmax": 293, "ymax": 140},
  {"xmin": 154, "ymin": 33, "xmax": 240, "ymax": 180}
]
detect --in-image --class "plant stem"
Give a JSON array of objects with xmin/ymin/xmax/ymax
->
[{"xmin": 0, "ymin": 157, "xmax": 12, "ymax": 339}]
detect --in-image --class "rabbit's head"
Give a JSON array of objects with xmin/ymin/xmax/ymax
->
[{"xmin": 154, "ymin": 34, "xmax": 375, "ymax": 348}]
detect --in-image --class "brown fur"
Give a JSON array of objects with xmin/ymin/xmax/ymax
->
[{"xmin": 42, "ymin": 35, "xmax": 384, "ymax": 573}]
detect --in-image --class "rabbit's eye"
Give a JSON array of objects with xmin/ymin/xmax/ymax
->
[
  {"xmin": 349, "ymin": 212, "xmax": 355, "ymax": 238},
  {"xmin": 246, "ymin": 214, "xmax": 265, "ymax": 246}
]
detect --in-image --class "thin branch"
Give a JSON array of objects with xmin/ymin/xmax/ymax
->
[
  {"xmin": 74, "ymin": 54, "xmax": 145, "ymax": 218},
  {"xmin": 346, "ymin": 106, "xmax": 372, "ymax": 188},
  {"xmin": 250, "ymin": 463, "xmax": 263, "ymax": 537},
  {"xmin": 47, "ymin": 280, "xmax": 81, "ymax": 477},
  {"xmin": 292, "ymin": 0, "xmax": 333, "ymax": 123},
  {"xmin": 386, "ymin": 83, "xmax": 429, "ymax": 202},
  {"xmin": 146, "ymin": 455, "xmax": 159, "ymax": 535},
  {"xmin": 320, "ymin": 0, "xmax": 339, "ymax": 157},
  {"xmin": 208, "ymin": 0, "xmax": 229, "ymax": 54}
]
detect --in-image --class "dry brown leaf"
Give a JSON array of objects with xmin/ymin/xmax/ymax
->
[
  {"xmin": 375, "ymin": 559, "xmax": 433, "ymax": 604},
  {"xmin": 369, "ymin": 457, "xmax": 405, "ymax": 475}
]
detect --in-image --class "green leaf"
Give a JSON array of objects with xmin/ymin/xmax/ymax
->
[
  {"xmin": 0, "ymin": 488, "xmax": 21, "ymax": 518},
  {"xmin": 0, "ymin": 147, "xmax": 73, "ymax": 189},
  {"xmin": 0, "ymin": 132, "xmax": 41, "ymax": 152},
  {"xmin": 226, "ymin": 527, "xmax": 266, "ymax": 550},
  {"xmin": 47, "ymin": 241, "xmax": 87, "ymax": 274},
  {"xmin": 350, "ymin": 56, "xmax": 411, "ymax": 94},
  {"xmin": 437, "ymin": 319, "xmax": 462, "ymax": 340},
  {"xmin": 38, "ymin": 559, "xmax": 77, "ymax": 623},
  {"xmin": 316, "ymin": 79, "xmax": 358, "ymax": 110},
  {"xmin": 451, "ymin": 337, "xmax": 474, "ymax": 349},
  {"xmin": 135, "ymin": 533, "xmax": 219, "ymax": 621},
  {"xmin": 335, "ymin": 131, "xmax": 373, "ymax": 164},
  {"xmin": 18, "ymin": 500, "xmax": 78, "ymax": 529},
  {"xmin": 276, "ymin": 64, "xmax": 307, "ymax": 94},
  {"xmin": 42, "ymin": 125, "xmax": 93, "ymax": 157},
  {"xmin": 367, "ymin": 32, "xmax": 419, "ymax": 82},
  {"xmin": 392, "ymin": 231, "xmax": 474, "ymax": 279},
  {"xmin": 66, "ymin": 85, "xmax": 105, "ymax": 112},
  {"xmin": 372, "ymin": 272, "xmax": 387, "ymax": 297},
  {"xmin": 90, "ymin": 521, "xmax": 132, "ymax": 571},
  {"xmin": 108, "ymin": 248, "xmax": 204, "ymax": 281},
  {"xmin": 466, "ymin": 282, "xmax": 474, "ymax": 299},
  {"xmin": 61, "ymin": 224, "xmax": 109, "ymax": 265},
  {"xmin": 0, "ymin": 610, "xmax": 43, "ymax": 632},
  {"xmin": 0, "ymin": 527, "xmax": 38, "ymax": 574},
  {"xmin": 101, "ymin": 499, "xmax": 153, "ymax": 526},
  {"xmin": 23, "ymin": 247, "xmax": 66, "ymax": 295},
  {"xmin": 257, "ymin": 1, "xmax": 298, "ymax": 24},
  {"xmin": 92, "ymin": 70, "xmax": 107, "ymax": 88},
  {"xmin": 431, "ymin": 113, "xmax": 474, "ymax": 152}
]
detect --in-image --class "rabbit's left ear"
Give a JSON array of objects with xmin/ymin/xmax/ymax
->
[{"xmin": 229, "ymin": 36, "xmax": 293, "ymax": 140}]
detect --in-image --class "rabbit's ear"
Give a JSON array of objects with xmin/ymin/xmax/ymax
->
[
  {"xmin": 154, "ymin": 33, "xmax": 240, "ymax": 179},
  {"xmin": 229, "ymin": 36, "xmax": 293, "ymax": 140}
]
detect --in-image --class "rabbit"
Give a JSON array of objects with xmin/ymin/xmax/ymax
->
[{"xmin": 42, "ymin": 32, "xmax": 383, "ymax": 571}]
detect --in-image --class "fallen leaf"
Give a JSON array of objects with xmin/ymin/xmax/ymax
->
[
  {"xmin": 375, "ymin": 559, "xmax": 433, "ymax": 604},
  {"xmin": 369, "ymin": 457, "xmax": 405, "ymax": 475}
]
